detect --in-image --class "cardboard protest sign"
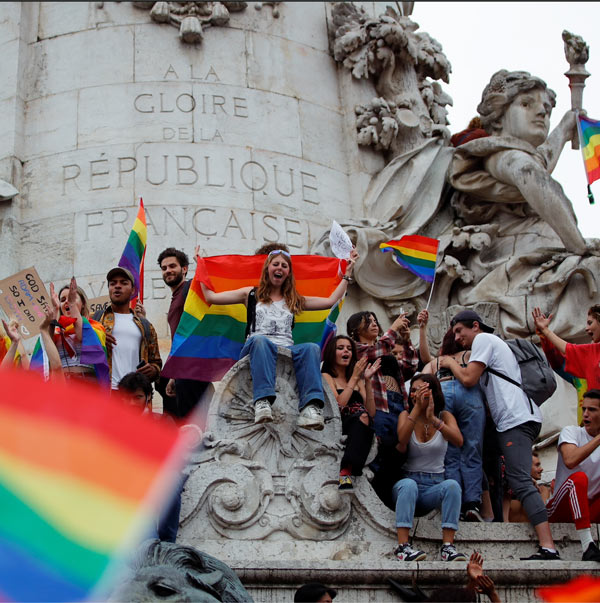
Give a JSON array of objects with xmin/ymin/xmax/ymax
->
[
  {"xmin": 0, "ymin": 267, "xmax": 51, "ymax": 339},
  {"xmin": 88, "ymin": 295, "xmax": 111, "ymax": 316}
]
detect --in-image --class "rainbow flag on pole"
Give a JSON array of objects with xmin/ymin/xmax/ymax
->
[
  {"xmin": 0, "ymin": 370, "xmax": 183, "ymax": 601},
  {"xmin": 118, "ymin": 198, "xmax": 147, "ymax": 304},
  {"xmin": 379, "ymin": 235, "xmax": 440, "ymax": 282},
  {"xmin": 577, "ymin": 114, "xmax": 600, "ymax": 205},
  {"xmin": 162, "ymin": 254, "xmax": 346, "ymax": 382}
]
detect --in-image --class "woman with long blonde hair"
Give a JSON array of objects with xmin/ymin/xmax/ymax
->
[{"xmin": 200, "ymin": 248, "xmax": 358, "ymax": 428}]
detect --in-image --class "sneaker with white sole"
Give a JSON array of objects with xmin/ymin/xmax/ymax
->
[
  {"xmin": 297, "ymin": 403, "xmax": 324, "ymax": 430},
  {"xmin": 440, "ymin": 543, "xmax": 467, "ymax": 562},
  {"xmin": 394, "ymin": 543, "xmax": 426, "ymax": 561},
  {"xmin": 254, "ymin": 399, "xmax": 273, "ymax": 424}
]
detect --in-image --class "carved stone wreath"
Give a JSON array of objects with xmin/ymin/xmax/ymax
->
[{"xmin": 132, "ymin": 1, "xmax": 281, "ymax": 44}]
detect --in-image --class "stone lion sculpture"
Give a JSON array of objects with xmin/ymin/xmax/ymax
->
[{"xmin": 107, "ymin": 539, "xmax": 253, "ymax": 602}]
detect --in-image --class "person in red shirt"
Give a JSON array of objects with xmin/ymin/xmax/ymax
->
[{"xmin": 532, "ymin": 304, "xmax": 600, "ymax": 390}]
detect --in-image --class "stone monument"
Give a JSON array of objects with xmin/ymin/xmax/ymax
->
[{"xmin": 2, "ymin": 2, "xmax": 599, "ymax": 600}]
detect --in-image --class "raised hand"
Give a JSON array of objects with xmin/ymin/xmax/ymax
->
[
  {"xmin": 49, "ymin": 283, "xmax": 60, "ymax": 320},
  {"xmin": 134, "ymin": 300, "xmax": 146, "ymax": 318},
  {"xmin": 417, "ymin": 309, "xmax": 429, "ymax": 328},
  {"xmin": 2, "ymin": 319, "xmax": 20, "ymax": 343},
  {"xmin": 351, "ymin": 355, "xmax": 368, "ymax": 380},
  {"xmin": 345, "ymin": 247, "xmax": 359, "ymax": 277},
  {"xmin": 67, "ymin": 276, "xmax": 78, "ymax": 305},
  {"xmin": 364, "ymin": 357, "xmax": 381, "ymax": 380},
  {"xmin": 39, "ymin": 304, "xmax": 56, "ymax": 330},
  {"xmin": 532, "ymin": 307, "xmax": 552, "ymax": 332},
  {"xmin": 467, "ymin": 551, "xmax": 484, "ymax": 583}
]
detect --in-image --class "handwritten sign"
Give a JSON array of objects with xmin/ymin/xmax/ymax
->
[
  {"xmin": 88, "ymin": 295, "xmax": 110, "ymax": 316},
  {"xmin": 0, "ymin": 267, "xmax": 51, "ymax": 339},
  {"xmin": 329, "ymin": 220, "xmax": 353, "ymax": 259}
]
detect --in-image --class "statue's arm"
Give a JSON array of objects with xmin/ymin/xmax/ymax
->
[
  {"xmin": 485, "ymin": 149, "xmax": 586, "ymax": 255},
  {"xmin": 538, "ymin": 110, "xmax": 577, "ymax": 173}
]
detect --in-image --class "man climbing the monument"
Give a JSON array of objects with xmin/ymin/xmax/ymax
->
[{"xmin": 438, "ymin": 310, "xmax": 560, "ymax": 560}]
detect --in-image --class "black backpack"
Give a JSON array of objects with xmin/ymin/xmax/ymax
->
[{"xmin": 484, "ymin": 338, "xmax": 557, "ymax": 413}]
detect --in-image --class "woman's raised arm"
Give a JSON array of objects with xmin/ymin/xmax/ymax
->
[
  {"xmin": 200, "ymin": 283, "xmax": 253, "ymax": 306},
  {"xmin": 304, "ymin": 249, "xmax": 358, "ymax": 311}
]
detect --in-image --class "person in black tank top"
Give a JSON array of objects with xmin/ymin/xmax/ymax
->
[{"xmin": 322, "ymin": 336, "xmax": 380, "ymax": 490}]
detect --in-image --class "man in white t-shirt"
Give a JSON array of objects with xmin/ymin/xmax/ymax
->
[
  {"xmin": 438, "ymin": 310, "xmax": 560, "ymax": 561},
  {"xmin": 94, "ymin": 267, "xmax": 162, "ymax": 390},
  {"xmin": 546, "ymin": 389, "xmax": 600, "ymax": 561}
]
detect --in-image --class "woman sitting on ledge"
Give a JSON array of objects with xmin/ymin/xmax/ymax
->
[
  {"xmin": 322, "ymin": 335, "xmax": 380, "ymax": 490},
  {"xmin": 200, "ymin": 248, "xmax": 357, "ymax": 430},
  {"xmin": 392, "ymin": 373, "xmax": 466, "ymax": 562}
]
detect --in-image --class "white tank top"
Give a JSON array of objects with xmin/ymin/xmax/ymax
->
[
  {"xmin": 251, "ymin": 299, "xmax": 294, "ymax": 347},
  {"xmin": 403, "ymin": 429, "xmax": 448, "ymax": 474}
]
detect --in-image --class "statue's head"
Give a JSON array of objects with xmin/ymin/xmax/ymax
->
[
  {"xmin": 107, "ymin": 539, "xmax": 252, "ymax": 602},
  {"xmin": 477, "ymin": 70, "xmax": 556, "ymax": 146}
]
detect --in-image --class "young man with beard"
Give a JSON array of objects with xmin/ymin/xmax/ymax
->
[
  {"xmin": 545, "ymin": 390, "xmax": 600, "ymax": 561},
  {"xmin": 438, "ymin": 309, "xmax": 559, "ymax": 561},
  {"xmin": 95, "ymin": 267, "xmax": 162, "ymax": 390},
  {"xmin": 158, "ymin": 247, "xmax": 208, "ymax": 418}
]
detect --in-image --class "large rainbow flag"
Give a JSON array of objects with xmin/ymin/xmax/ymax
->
[
  {"xmin": 0, "ymin": 369, "xmax": 183, "ymax": 601},
  {"xmin": 379, "ymin": 235, "xmax": 439, "ymax": 283},
  {"xmin": 578, "ymin": 114, "xmax": 600, "ymax": 205},
  {"xmin": 118, "ymin": 198, "xmax": 147, "ymax": 303},
  {"xmin": 538, "ymin": 575, "xmax": 600, "ymax": 602},
  {"xmin": 162, "ymin": 254, "xmax": 346, "ymax": 382}
]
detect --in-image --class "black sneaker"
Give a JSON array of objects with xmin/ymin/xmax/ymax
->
[
  {"xmin": 462, "ymin": 502, "xmax": 483, "ymax": 522},
  {"xmin": 394, "ymin": 543, "xmax": 427, "ymax": 561},
  {"xmin": 582, "ymin": 542, "xmax": 600, "ymax": 562},
  {"xmin": 520, "ymin": 546, "xmax": 561, "ymax": 560}
]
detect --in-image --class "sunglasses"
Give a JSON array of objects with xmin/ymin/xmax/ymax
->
[{"xmin": 268, "ymin": 250, "xmax": 291, "ymax": 259}]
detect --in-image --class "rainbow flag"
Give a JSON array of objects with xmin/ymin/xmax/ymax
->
[
  {"xmin": 118, "ymin": 198, "xmax": 147, "ymax": 303},
  {"xmin": 0, "ymin": 369, "xmax": 183, "ymax": 602},
  {"xmin": 578, "ymin": 114, "xmax": 600, "ymax": 204},
  {"xmin": 81, "ymin": 318, "xmax": 110, "ymax": 386},
  {"xmin": 162, "ymin": 254, "xmax": 346, "ymax": 382},
  {"xmin": 379, "ymin": 235, "xmax": 439, "ymax": 282},
  {"xmin": 30, "ymin": 335, "xmax": 50, "ymax": 380},
  {"xmin": 538, "ymin": 575, "xmax": 600, "ymax": 602}
]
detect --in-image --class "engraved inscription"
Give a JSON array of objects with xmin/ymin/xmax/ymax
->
[
  {"xmin": 81, "ymin": 206, "xmax": 307, "ymax": 250},
  {"xmin": 63, "ymin": 154, "xmax": 319, "ymax": 205}
]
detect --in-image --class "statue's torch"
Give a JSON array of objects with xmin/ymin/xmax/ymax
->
[{"xmin": 563, "ymin": 30, "xmax": 590, "ymax": 150}]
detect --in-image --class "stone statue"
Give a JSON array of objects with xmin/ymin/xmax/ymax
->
[
  {"xmin": 323, "ymin": 5, "xmax": 599, "ymax": 344},
  {"xmin": 107, "ymin": 539, "xmax": 253, "ymax": 602}
]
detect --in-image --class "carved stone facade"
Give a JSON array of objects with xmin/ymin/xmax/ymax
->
[{"xmin": 179, "ymin": 349, "xmax": 393, "ymax": 543}]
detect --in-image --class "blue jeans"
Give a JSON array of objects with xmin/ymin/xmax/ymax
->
[
  {"xmin": 239, "ymin": 335, "xmax": 324, "ymax": 410},
  {"xmin": 392, "ymin": 472, "xmax": 461, "ymax": 531},
  {"xmin": 372, "ymin": 392, "xmax": 405, "ymax": 448},
  {"xmin": 441, "ymin": 379, "xmax": 485, "ymax": 506}
]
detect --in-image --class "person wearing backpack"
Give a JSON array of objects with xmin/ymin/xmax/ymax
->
[{"xmin": 438, "ymin": 309, "xmax": 560, "ymax": 561}]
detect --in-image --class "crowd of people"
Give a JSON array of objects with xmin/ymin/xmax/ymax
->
[{"xmin": 2, "ymin": 242, "xmax": 600, "ymax": 567}]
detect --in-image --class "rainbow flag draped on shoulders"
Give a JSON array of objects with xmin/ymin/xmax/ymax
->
[
  {"xmin": 118, "ymin": 198, "xmax": 147, "ymax": 304},
  {"xmin": 379, "ymin": 235, "xmax": 440, "ymax": 282},
  {"xmin": 162, "ymin": 254, "xmax": 346, "ymax": 382},
  {"xmin": 0, "ymin": 370, "xmax": 183, "ymax": 601}
]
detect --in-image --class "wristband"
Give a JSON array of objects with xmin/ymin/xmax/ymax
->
[
  {"xmin": 342, "ymin": 275, "xmax": 353, "ymax": 283},
  {"xmin": 435, "ymin": 420, "xmax": 445, "ymax": 431}
]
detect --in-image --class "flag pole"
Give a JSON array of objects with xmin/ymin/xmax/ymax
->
[
  {"xmin": 425, "ymin": 251, "xmax": 440, "ymax": 311},
  {"xmin": 575, "ymin": 112, "xmax": 596, "ymax": 205}
]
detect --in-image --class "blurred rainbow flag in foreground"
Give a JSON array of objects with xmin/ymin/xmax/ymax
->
[
  {"xmin": 162, "ymin": 254, "xmax": 347, "ymax": 382},
  {"xmin": 0, "ymin": 370, "xmax": 183, "ymax": 601},
  {"xmin": 379, "ymin": 235, "xmax": 439, "ymax": 283},
  {"xmin": 538, "ymin": 575, "xmax": 600, "ymax": 602}
]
